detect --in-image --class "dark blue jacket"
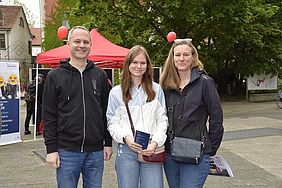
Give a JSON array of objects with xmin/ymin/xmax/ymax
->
[
  {"xmin": 43, "ymin": 59, "xmax": 112, "ymax": 154},
  {"xmin": 165, "ymin": 68, "xmax": 224, "ymax": 156}
]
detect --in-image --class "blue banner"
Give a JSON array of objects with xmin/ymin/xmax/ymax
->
[
  {"xmin": 1, "ymin": 99, "xmax": 19, "ymax": 134},
  {"xmin": 0, "ymin": 61, "xmax": 21, "ymax": 145}
]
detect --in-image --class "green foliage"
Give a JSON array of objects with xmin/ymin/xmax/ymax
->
[
  {"xmin": 42, "ymin": 0, "xmax": 93, "ymax": 51},
  {"xmin": 75, "ymin": 0, "xmax": 281, "ymax": 77},
  {"xmin": 44, "ymin": 0, "xmax": 282, "ymax": 89}
]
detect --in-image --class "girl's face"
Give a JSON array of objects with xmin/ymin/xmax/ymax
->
[
  {"xmin": 129, "ymin": 53, "xmax": 147, "ymax": 79},
  {"xmin": 173, "ymin": 44, "xmax": 193, "ymax": 72}
]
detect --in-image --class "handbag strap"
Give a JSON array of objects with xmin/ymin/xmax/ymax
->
[
  {"xmin": 166, "ymin": 90, "xmax": 205, "ymax": 142},
  {"xmin": 125, "ymin": 103, "xmax": 135, "ymax": 135},
  {"xmin": 166, "ymin": 91, "xmax": 175, "ymax": 142}
]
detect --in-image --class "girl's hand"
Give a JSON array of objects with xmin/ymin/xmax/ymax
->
[
  {"xmin": 142, "ymin": 141, "xmax": 158, "ymax": 156},
  {"xmin": 125, "ymin": 136, "xmax": 142, "ymax": 153}
]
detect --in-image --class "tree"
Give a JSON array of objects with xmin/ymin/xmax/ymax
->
[
  {"xmin": 42, "ymin": 0, "xmax": 93, "ymax": 50},
  {"xmin": 75, "ymin": 0, "xmax": 282, "ymax": 94}
]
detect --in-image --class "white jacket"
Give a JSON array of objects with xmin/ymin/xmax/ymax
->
[{"xmin": 106, "ymin": 82, "xmax": 168, "ymax": 147}]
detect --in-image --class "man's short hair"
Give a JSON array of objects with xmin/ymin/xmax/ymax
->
[{"xmin": 67, "ymin": 26, "xmax": 90, "ymax": 41}]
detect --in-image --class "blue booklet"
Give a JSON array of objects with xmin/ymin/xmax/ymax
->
[{"xmin": 134, "ymin": 130, "xmax": 150, "ymax": 150}]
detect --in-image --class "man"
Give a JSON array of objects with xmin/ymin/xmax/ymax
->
[
  {"xmin": 23, "ymin": 79, "xmax": 35, "ymax": 135},
  {"xmin": 35, "ymin": 74, "xmax": 45, "ymax": 136},
  {"xmin": 43, "ymin": 26, "xmax": 112, "ymax": 188}
]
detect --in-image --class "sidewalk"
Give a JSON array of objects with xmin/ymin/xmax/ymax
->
[{"xmin": 0, "ymin": 101, "xmax": 281, "ymax": 187}]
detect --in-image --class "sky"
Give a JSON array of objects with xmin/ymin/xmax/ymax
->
[{"xmin": 18, "ymin": 0, "xmax": 41, "ymax": 27}]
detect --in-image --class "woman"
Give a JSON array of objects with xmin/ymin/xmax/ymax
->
[
  {"xmin": 160, "ymin": 39, "xmax": 224, "ymax": 188},
  {"xmin": 107, "ymin": 45, "xmax": 168, "ymax": 188}
]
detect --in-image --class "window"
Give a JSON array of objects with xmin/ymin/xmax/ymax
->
[
  {"xmin": 19, "ymin": 17, "xmax": 24, "ymax": 27},
  {"xmin": 0, "ymin": 34, "xmax": 6, "ymax": 49},
  {"xmin": 0, "ymin": 11, "xmax": 3, "ymax": 26},
  {"xmin": 28, "ymin": 40, "xmax": 32, "ymax": 54}
]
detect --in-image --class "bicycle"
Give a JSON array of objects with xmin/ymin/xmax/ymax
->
[{"xmin": 276, "ymin": 89, "xmax": 282, "ymax": 109}]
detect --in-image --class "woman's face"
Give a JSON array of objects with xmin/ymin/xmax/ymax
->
[
  {"xmin": 173, "ymin": 44, "xmax": 193, "ymax": 72},
  {"xmin": 129, "ymin": 53, "xmax": 147, "ymax": 79}
]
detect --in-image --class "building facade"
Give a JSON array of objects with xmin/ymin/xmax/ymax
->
[{"xmin": 0, "ymin": 5, "xmax": 33, "ymax": 84}]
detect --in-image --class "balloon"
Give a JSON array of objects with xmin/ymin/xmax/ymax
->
[
  {"xmin": 57, "ymin": 26, "xmax": 68, "ymax": 40},
  {"xmin": 167, "ymin": 31, "xmax": 176, "ymax": 42}
]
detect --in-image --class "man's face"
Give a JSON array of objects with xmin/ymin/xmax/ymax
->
[{"xmin": 68, "ymin": 29, "xmax": 92, "ymax": 61}]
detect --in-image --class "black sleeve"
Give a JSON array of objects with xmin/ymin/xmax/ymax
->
[
  {"xmin": 100, "ymin": 70, "xmax": 112, "ymax": 147},
  {"xmin": 203, "ymin": 76, "xmax": 224, "ymax": 156},
  {"xmin": 42, "ymin": 72, "xmax": 58, "ymax": 154}
]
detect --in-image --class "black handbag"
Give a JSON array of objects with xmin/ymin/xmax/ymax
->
[
  {"xmin": 167, "ymin": 102, "xmax": 205, "ymax": 164},
  {"xmin": 170, "ymin": 136, "xmax": 204, "ymax": 164}
]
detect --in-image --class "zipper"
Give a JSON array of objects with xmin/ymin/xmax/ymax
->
[
  {"xmin": 137, "ymin": 87, "xmax": 146, "ymax": 132},
  {"xmin": 80, "ymin": 73, "xmax": 86, "ymax": 152}
]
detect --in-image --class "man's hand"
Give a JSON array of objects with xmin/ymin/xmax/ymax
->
[
  {"xmin": 104, "ymin": 147, "xmax": 113, "ymax": 161},
  {"xmin": 46, "ymin": 152, "xmax": 60, "ymax": 168}
]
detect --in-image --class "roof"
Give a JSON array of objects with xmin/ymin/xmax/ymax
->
[
  {"xmin": 0, "ymin": 5, "xmax": 23, "ymax": 29},
  {"xmin": 31, "ymin": 28, "xmax": 42, "ymax": 46},
  {"xmin": 0, "ymin": 5, "xmax": 33, "ymax": 39}
]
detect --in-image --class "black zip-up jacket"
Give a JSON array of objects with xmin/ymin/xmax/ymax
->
[
  {"xmin": 165, "ymin": 68, "xmax": 224, "ymax": 156},
  {"xmin": 43, "ymin": 59, "xmax": 112, "ymax": 154}
]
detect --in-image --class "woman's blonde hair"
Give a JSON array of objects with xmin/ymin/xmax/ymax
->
[
  {"xmin": 121, "ymin": 45, "xmax": 155, "ymax": 103},
  {"xmin": 159, "ymin": 40, "xmax": 203, "ymax": 90}
]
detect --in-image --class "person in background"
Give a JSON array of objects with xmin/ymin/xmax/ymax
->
[
  {"xmin": 42, "ymin": 26, "xmax": 112, "ymax": 188},
  {"xmin": 23, "ymin": 79, "xmax": 36, "ymax": 135},
  {"xmin": 107, "ymin": 45, "xmax": 168, "ymax": 188},
  {"xmin": 35, "ymin": 74, "xmax": 45, "ymax": 136},
  {"xmin": 159, "ymin": 39, "xmax": 224, "ymax": 188}
]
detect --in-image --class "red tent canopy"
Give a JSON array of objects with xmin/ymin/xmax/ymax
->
[{"xmin": 36, "ymin": 29, "xmax": 129, "ymax": 68}]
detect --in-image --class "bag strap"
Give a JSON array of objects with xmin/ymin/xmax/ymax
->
[
  {"xmin": 166, "ymin": 90, "xmax": 205, "ymax": 142},
  {"xmin": 166, "ymin": 90, "xmax": 174, "ymax": 142},
  {"xmin": 125, "ymin": 103, "xmax": 135, "ymax": 135}
]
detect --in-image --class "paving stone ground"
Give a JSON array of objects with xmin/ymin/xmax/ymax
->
[{"xmin": 0, "ymin": 100, "xmax": 281, "ymax": 187}]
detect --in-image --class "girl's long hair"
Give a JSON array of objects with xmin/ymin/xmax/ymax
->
[{"xmin": 121, "ymin": 45, "xmax": 155, "ymax": 103}]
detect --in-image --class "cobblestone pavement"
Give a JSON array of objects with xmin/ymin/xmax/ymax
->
[{"xmin": 0, "ymin": 100, "xmax": 281, "ymax": 187}]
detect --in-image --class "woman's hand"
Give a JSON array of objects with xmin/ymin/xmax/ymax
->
[
  {"xmin": 125, "ymin": 136, "xmax": 142, "ymax": 153},
  {"xmin": 142, "ymin": 141, "xmax": 158, "ymax": 156}
]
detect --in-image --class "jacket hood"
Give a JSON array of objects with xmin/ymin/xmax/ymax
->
[
  {"xmin": 190, "ymin": 67, "xmax": 207, "ymax": 83},
  {"xmin": 59, "ymin": 58, "xmax": 95, "ymax": 71}
]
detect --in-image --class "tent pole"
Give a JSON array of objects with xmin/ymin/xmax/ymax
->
[{"xmin": 33, "ymin": 64, "xmax": 39, "ymax": 140}]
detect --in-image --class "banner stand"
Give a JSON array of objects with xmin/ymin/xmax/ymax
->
[{"xmin": 0, "ymin": 61, "xmax": 22, "ymax": 146}]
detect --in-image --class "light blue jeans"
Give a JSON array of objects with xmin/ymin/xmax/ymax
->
[
  {"xmin": 164, "ymin": 154, "xmax": 210, "ymax": 188},
  {"xmin": 115, "ymin": 144, "xmax": 164, "ymax": 188},
  {"xmin": 56, "ymin": 149, "xmax": 104, "ymax": 188}
]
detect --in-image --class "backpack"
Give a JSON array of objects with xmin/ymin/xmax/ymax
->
[{"xmin": 25, "ymin": 82, "xmax": 35, "ymax": 102}]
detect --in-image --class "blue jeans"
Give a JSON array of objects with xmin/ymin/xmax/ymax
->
[
  {"xmin": 164, "ymin": 154, "xmax": 210, "ymax": 188},
  {"xmin": 115, "ymin": 144, "xmax": 164, "ymax": 188},
  {"xmin": 56, "ymin": 149, "xmax": 104, "ymax": 188}
]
